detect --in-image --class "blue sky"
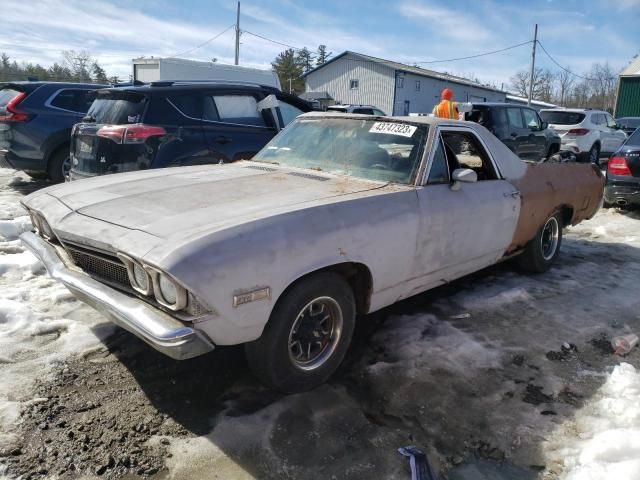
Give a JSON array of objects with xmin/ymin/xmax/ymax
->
[{"xmin": 1, "ymin": 0, "xmax": 638, "ymax": 86}]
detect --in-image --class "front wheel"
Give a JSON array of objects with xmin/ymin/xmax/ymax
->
[
  {"xmin": 245, "ymin": 272, "xmax": 356, "ymax": 393},
  {"xmin": 517, "ymin": 213, "xmax": 563, "ymax": 273},
  {"xmin": 47, "ymin": 148, "xmax": 71, "ymax": 183}
]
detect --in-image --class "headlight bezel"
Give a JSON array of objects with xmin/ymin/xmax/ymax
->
[
  {"xmin": 144, "ymin": 266, "xmax": 188, "ymax": 311},
  {"xmin": 117, "ymin": 253, "xmax": 153, "ymax": 296}
]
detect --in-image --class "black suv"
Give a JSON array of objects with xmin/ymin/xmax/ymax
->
[
  {"xmin": 0, "ymin": 82, "xmax": 108, "ymax": 182},
  {"xmin": 69, "ymin": 81, "xmax": 311, "ymax": 180},
  {"xmin": 465, "ymin": 103, "xmax": 561, "ymax": 162}
]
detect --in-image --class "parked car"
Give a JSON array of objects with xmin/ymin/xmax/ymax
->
[
  {"xmin": 0, "ymin": 81, "xmax": 108, "ymax": 182},
  {"xmin": 326, "ymin": 104, "xmax": 387, "ymax": 115},
  {"xmin": 464, "ymin": 103, "xmax": 561, "ymax": 162},
  {"xmin": 20, "ymin": 113, "xmax": 603, "ymax": 392},
  {"xmin": 615, "ymin": 117, "xmax": 640, "ymax": 137},
  {"xmin": 539, "ymin": 108, "xmax": 627, "ymax": 164},
  {"xmin": 604, "ymin": 127, "xmax": 640, "ymax": 208},
  {"xmin": 69, "ymin": 81, "xmax": 311, "ymax": 180}
]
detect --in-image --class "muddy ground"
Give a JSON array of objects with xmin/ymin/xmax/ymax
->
[{"xmin": 1, "ymin": 171, "xmax": 640, "ymax": 479}]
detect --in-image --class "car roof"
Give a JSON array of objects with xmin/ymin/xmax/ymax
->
[
  {"xmin": 471, "ymin": 102, "xmax": 536, "ymax": 108},
  {"xmin": 1, "ymin": 81, "xmax": 107, "ymax": 89},
  {"xmin": 109, "ymin": 81, "xmax": 280, "ymax": 94},
  {"xmin": 539, "ymin": 108, "xmax": 605, "ymax": 114}
]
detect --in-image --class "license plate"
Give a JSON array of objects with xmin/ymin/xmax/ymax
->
[{"xmin": 78, "ymin": 139, "xmax": 92, "ymax": 154}]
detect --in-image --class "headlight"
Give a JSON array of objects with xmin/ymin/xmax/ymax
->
[
  {"xmin": 28, "ymin": 211, "xmax": 41, "ymax": 234},
  {"xmin": 148, "ymin": 269, "xmax": 187, "ymax": 311},
  {"xmin": 158, "ymin": 274, "xmax": 177, "ymax": 304},
  {"xmin": 39, "ymin": 217, "xmax": 54, "ymax": 239},
  {"xmin": 117, "ymin": 253, "xmax": 152, "ymax": 296}
]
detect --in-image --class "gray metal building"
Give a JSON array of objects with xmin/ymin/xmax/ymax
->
[{"xmin": 303, "ymin": 51, "xmax": 506, "ymax": 115}]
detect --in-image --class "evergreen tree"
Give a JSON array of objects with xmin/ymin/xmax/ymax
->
[
  {"xmin": 316, "ymin": 45, "xmax": 328, "ymax": 66},
  {"xmin": 272, "ymin": 49, "xmax": 304, "ymax": 94}
]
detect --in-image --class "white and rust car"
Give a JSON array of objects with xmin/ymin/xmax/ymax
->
[{"xmin": 20, "ymin": 113, "xmax": 604, "ymax": 392}]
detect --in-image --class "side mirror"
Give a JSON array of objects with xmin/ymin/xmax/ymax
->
[
  {"xmin": 541, "ymin": 122, "xmax": 548, "ymax": 130},
  {"xmin": 451, "ymin": 168, "xmax": 477, "ymax": 191}
]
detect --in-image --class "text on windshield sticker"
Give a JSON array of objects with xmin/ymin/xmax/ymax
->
[{"xmin": 369, "ymin": 122, "xmax": 417, "ymax": 137}]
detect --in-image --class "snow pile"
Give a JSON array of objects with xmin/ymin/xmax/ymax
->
[
  {"xmin": 546, "ymin": 363, "xmax": 640, "ymax": 479},
  {"xmin": 0, "ymin": 170, "xmax": 109, "ymax": 450}
]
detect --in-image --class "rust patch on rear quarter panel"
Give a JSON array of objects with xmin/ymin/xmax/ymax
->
[{"xmin": 507, "ymin": 163, "xmax": 604, "ymax": 253}]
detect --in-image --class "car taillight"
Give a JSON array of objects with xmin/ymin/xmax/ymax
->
[
  {"xmin": 567, "ymin": 128, "xmax": 589, "ymax": 136},
  {"xmin": 608, "ymin": 156, "xmax": 632, "ymax": 176},
  {"xmin": 96, "ymin": 124, "xmax": 166, "ymax": 144},
  {"xmin": 0, "ymin": 92, "xmax": 30, "ymax": 122}
]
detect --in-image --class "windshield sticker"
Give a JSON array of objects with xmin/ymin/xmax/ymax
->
[{"xmin": 369, "ymin": 122, "xmax": 417, "ymax": 137}]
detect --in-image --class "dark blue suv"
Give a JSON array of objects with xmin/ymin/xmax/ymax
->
[
  {"xmin": 0, "ymin": 82, "xmax": 108, "ymax": 182},
  {"xmin": 69, "ymin": 81, "xmax": 311, "ymax": 180}
]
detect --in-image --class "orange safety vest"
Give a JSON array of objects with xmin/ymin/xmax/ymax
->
[{"xmin": 432, "ymin": 100, "xmax": 458, "ymax": 119}]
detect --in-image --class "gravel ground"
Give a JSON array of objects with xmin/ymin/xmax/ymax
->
[{"xmin": 1, "ymin": 169, "xmax": 640, "ymax": 480}]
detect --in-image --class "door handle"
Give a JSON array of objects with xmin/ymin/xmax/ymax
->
[
  {"xmin": 504, "ymin": 190, "xmax": 521, "ymax": 198},
  {"xmin": 213, "ymin": 136, "xmax": 232, "ymax": 144}
]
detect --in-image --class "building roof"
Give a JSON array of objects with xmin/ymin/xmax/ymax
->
[
  {"xmin": 505, "ymin": 94, "xmax": 557, "ymax": 108},
  {"xmin": 621, "ymin": 56, "xmax": 640, "ymax": 76},
  {"xmin": 303, "ymin": 51, "xmax": 505, "ymax": 94},
  {"xmin": 299, "ymin": 91, "xmax": 333, "ymax": 101}
]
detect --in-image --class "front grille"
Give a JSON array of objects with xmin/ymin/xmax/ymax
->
[{"xmin": 64, "ymin": 243, "xmax": 130, "ymax": 288}]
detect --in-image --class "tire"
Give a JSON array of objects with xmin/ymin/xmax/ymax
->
[
  {"xmin": 245, "ymin": 272, "xmax": 356, "ymax": 393},
  {"xmin": 586, "ymin": 143, "xmax": 600, "ymax": 165},
  {"xmin": 47, "ymin": 147, "xmax": 71, "ymax": 184},
  {"xmin": 545, "ymin": 144, "xmax": 559, "ymax": 161},
  {"xmin": 517, "ymin": 213, "xmax": 563, "ymax": 273}
]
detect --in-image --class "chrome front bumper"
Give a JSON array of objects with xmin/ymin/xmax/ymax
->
[{"xmin": 20, "ymin": 231, "xmax": 215, "ymax": 360}]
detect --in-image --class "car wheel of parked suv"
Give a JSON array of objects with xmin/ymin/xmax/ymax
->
[
  {"xmin": 587, "ymin": 143, "xmax": 600, "ymax": 165},
  {"xmin": 47, "ymin": 148, "xmax": 71, "ymax": 183},
  {"xmin": 245, "ymin": 272, "xmax": 356, "ymax": 393},
  {"xmin": 517, "ymin": 213, "xmax": 563, "ymax": 273}
]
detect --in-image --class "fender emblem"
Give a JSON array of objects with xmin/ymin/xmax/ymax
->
[{"xmin": 233, "ymin": 287, "xmax": 271, "ymax": 307}]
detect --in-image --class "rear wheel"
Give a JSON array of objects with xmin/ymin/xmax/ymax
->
[
  {"xmin": 517, "ymin": 213, "xmax": 563, "ymax": 273},
  {"xmin": 245, "ymin": 272, "xmax": 356, "ymax": 393},
  {"xmin": 47, "ymin": 147, "xmax": 70, "ymax": 183},
  {"xmin": 587, "ymin": 143, "xmax": 600, "ymax": 165}
]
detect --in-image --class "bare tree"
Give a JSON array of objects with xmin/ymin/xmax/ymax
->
[
  {"xmin": 555, "ymin": 69, "xmax": 575, "ymax": 106},
  {"xmin": 509, "ymin": 67, "xmax": 556, "ymax": 101},
  {"xmin": 62, "ymin": 50, "xmax": 94, "ymax": 82}
]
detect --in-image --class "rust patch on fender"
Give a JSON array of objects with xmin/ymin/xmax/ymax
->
[{"xmin": 506, "ymin": 163, "xmax": 604, "ymax": 253}]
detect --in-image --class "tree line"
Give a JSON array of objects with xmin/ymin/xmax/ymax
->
[
  {"xmin": 272, "ymin": 45, "xmax": 329, "ymax": 94},
  {"xmin": 0, "ymin": 51, "xmax": 118, "ymax": 84},
  {"xmin": 510, "ymin": 61, "xmax": 625, "ymax": 112}
]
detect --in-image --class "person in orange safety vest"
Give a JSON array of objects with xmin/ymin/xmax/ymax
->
[{"xmin": 432, "ymin": 88, "xmax": 471, "ymax": 119}]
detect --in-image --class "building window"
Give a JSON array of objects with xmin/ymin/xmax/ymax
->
[
  {"xmin": 415, "ymin": 80, "xmax": 421, "ymax": 92},
  {"xmin": 397, "ymin": 77, "xmax": 404, "ymax": 89},
  {"xmin": 350, "ymin": 79, "xmax": 359, "ymax": 90}
]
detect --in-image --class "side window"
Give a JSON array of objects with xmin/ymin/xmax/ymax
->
[
  {"xmin": 506, "ymin": 108, "xmax": 524, "ymax": 129},
  {"xmin": 50, "ymin": 90, "xmax": 76, "ymax": 111},
  {"xmin": 209, "ymin": 95, "xmax": 265, "ymax": 126},
  {"xmin": 441, "ymin": 130, "xmax": 498, "ymax": 181},
  {"xmin": 605, "ymin": 114, "xmax": 617, "ymax": 128},
  {"xmin": 169, "ymin": 94, "xmax": 202, "ymax": 118},
  {"xmin": 415, "ymin": 80, "xmax": 421, "ymax": 92},
  {"xmin": 74, "ymin": 90, "xmax": 95, "ymax": 113},
  {"xmin": 397, "ymin": 77, "xmax": 404, "ymax": 89},
  {"xmin": 353, "ymin": 108, "xmax": 374, "ymax": 115},
  {"xmin": 373, "ymin": 109, "xmax": 386, "ymax": 116},
  {"xmin": 350, "ymin": 79, "xmax": 359, "ymax": 90},
  {"xmin": 522, "ymin": 108, "xmax": 540, "ymax": 129},
  {"xmin": 591, "ymin": 113, "xmax": 604, "ymax": 125},
  {"xmin": 493, "ymin": 108, "xmax": 507, "ymax": 129},
  {"xmin": 278, "ymin": 100, "xmax": 304, "ymax": 126},
  {"xmin": 427, "ymin": 137, "xmax": 450, "ymax": 185}
]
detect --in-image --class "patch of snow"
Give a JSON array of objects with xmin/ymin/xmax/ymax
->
[{"xmin": 545, "ymin": 363, "xmax": 640, "ymax": 479}]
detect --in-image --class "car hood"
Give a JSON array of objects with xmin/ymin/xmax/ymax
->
[{"xmin": 34, "ymin": 161, "xmax": 401, "ymax": 241}]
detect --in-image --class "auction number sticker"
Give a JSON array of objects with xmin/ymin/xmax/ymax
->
[{"xmin": 369, "ymin": 122, "xmax": 417, "ymax": 137}]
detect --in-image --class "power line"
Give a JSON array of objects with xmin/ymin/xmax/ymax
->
[
  {"xmin": 415, "ymin": 40, "xmax": 533, "ymax": 64},
  {"xmin": 536, "ymin": 40, "xmax": 595, "ymax": 81},
  {"xmin": 242, "ymin": 30, "xmax": 305, "ymax": 52},
  {"xmin": 168, "ymin": 24, "xmax": 236, "ymax": 58}
]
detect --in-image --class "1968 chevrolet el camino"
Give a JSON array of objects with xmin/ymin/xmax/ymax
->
[{"xmin": 20, "ymin": 113, "xmax": 604, "ymax": 392}]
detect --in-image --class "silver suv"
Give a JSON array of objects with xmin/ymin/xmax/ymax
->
[
  {"xmin": 539, "ymin": 108, "xmax": 627, "ymax": 164},
  {"xmin": 326, "ymin": 104, "xmax": 386, "ymax": 115}
]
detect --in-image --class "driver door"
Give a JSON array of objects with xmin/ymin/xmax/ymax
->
[{"xmin": 411, "ymin": 127, "xmax": 520, "ymax": 292}]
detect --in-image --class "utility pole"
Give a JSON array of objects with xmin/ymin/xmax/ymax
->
[
  {"xmin": 527, "ymin": 24, "xmax": 538, "ymax": 106},
  {"xmin": 234, "ymin": 1, "xmax": 240, "ymax": 65},
  {"xmin": 288, "ymin": 78, "xmax": 292, "ymax": 94}
]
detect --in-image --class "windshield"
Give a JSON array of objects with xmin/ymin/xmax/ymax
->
[
  {"xmin": 86, "ymin": 91, "xmax": 147, "ymax": 124},
  {"xmin": 627, "ymin": 129, "xmax": 640, "ymax": 146},
  {"xmin": 539, "ymin": 111, "xmax": 585, "ymax": 125},
  {"xmin": 252, "ymin": 117, "xmax": 428, "ymax": 184}
]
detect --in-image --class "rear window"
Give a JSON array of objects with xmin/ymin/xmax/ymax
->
[
  {"xmin": 619, "ymin": 118, "xmax": 640, "ymax": 129},
  {"xmin": 87, "ymin": 91, "xmax": 147, "ymax": 124},
  {"xmin": 539, "ymin": 111, "xmax": 585, "ymax": 125},
  {"xmin": 627, "ymin": 129, "xmax": 640, "ymax": 146},
  {"xmin": 465, "ymin": 108, "xmax": 492, "ymax": 127},
  {"xmin": 0, "ymin": 88, "xmax": 20, "ymax": 109}
]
